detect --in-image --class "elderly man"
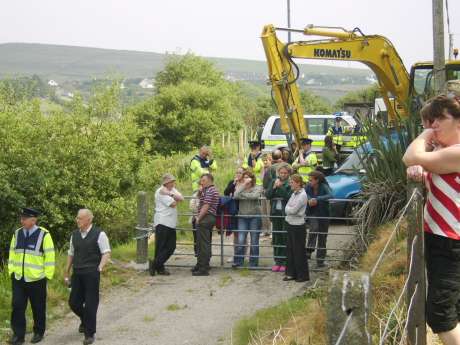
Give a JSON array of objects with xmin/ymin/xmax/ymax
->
[
  {"xmin": 8, "ymin": 208, "xmax": 55, "ymax": 345},
  {"xmin": 64, "ymin": 209, "xmax": 111, "ymax": 345},
  {"xmin": 192, "ymin": 173, "xmax": 220, "ymax": 276},
  {"xmin": 149, "ymin": 173, "xmax": 184, "ymax": 276}
]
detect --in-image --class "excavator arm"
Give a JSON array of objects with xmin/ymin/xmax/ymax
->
[{"xmin": 261, "ymin": 24, "xmax": 410, "ymax": 143}]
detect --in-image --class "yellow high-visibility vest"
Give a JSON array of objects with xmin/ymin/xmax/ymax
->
[
  {"xmin": 242, "ymin": 153, "xmax": 264, "ymax": 186},
  {"xmin": 8, "ymin": 227, "xmax": 55, "ymax": 282},
  {"xmin": 295, "ymin": 152, "xmax": 318, "ymax": 182},
  {"xmin": 190, "ymin": 156, "xmax": 218, "ymax": 192}
]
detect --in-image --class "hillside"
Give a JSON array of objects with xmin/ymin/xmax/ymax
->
[{"xmin": 0, "ymin": 43, "xmax": 374, "ymax": 101}]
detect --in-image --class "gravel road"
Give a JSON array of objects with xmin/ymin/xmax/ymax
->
[{"xmin": 37, "ymin": 223, "xmax": 355, "ymax": 345}]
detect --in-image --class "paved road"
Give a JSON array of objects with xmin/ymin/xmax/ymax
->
[{"xmin": 38, "ymin": 223, "xmax": 355, "ymax": 345}]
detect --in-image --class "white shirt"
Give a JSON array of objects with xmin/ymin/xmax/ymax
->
[
  {"xmin": 68, "ymin": 224, "xmax": 111, "ymax": 256},
  {"xmin": 153, "ymin": 187, "xmax": 182, "ymax": 229}
]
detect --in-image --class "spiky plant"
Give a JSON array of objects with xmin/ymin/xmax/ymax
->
[{"xmin": 355, "ymin": 109, "xmax": 422, "ymax": 244}]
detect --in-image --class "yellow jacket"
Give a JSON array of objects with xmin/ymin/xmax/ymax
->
[
  {"xmin": 190, "ymin": 155, "xmax": 218, "ymax": 192},
  {"xmin": 8, "ymin": 226, "xmax": 55, "ymax": 282},
  {"xmin": 242, "ymin": 152, "xmax": 264, "ymax": 186}
]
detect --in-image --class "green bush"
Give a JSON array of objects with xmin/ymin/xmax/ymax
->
[{"xmin": 0, "ymin": 99, "xmax": 146, "ymax": 261}]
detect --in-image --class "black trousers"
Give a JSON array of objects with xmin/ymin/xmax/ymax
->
[
  {"xmin": 307, "ymin": 218, "xmax": 330, "ymax": 264},
  {"xmin": 154, "ymin": 224, "xmax": 177, "ymax": 271},
  {"xmin": 285, "ymin": 222, "xmax": 309, "ymax": 281},
  {"xmin": 196, "ymin": 214, "xmax": 216, "ymax": 272},
  {"xmin": 69, "ymin": 271, "xmax": 100, "ymax": 337},
  {"xmin": 11, "ymin": 277, "xmax": 47, "ymax": 339}
]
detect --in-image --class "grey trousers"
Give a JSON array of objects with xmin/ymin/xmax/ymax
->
[{"xmin": 196, "ymin": 214, "xmax": 216, "ymax": 272}]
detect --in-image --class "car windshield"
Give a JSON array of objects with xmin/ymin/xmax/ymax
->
[{"xmin": 334, "ymin": 150, "xmax": 365, "ymax": 174}]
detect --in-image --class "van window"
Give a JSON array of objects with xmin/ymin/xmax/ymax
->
[
  {"xmin": 271, "ymin": 119, "xmax": 283, "ymax": 135},
  {"xmin": 307, "ymin": 118, "xmax": 325, "ymax": 135},
  {"xmin": 271, "ymin": 118, "xmax": 326, "ymax": 135}
]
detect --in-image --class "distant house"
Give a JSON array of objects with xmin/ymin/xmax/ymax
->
[
  {"xmin": 48, "ymin": 80, "xmax": 58, "ymax": 87},
  {"xmin": 139, "ymin": 78, "xmax": 154, "ymax": 89}
]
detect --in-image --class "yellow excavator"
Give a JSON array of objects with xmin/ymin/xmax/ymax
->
[{"xmin": 261, "ymin": 24, "xmax": 460, "ymax": 146}]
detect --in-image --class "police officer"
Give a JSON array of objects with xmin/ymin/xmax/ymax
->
[
  {"xmin": 190, "ymin": 146, "xmax": 218, "ymax": 193},
  {"xmin": 242, "ymin": 140, "xmax": 264, "ymax": 186},
  {"xmin": 8, "ymin": 208, "xmax": 55, "ymax": 345},
  {"xmin": 292, "ymin": 138, "xmax": 318, "ymax": 183},
  {"xmin": 327, "ymin": 116, "xmax": 344, "ymax": 152}
]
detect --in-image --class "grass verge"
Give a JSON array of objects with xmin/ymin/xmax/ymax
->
[{"xmin": 231, "ymin": 221, "xmax": 440, "ymax": 345}]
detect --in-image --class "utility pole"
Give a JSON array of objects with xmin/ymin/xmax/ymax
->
[
  {"xmin": 287, "ymin": 0, "xmax": 291, "ymax": 42},
  {"xmin": 432, "ymin": 0, "xmax": 446, "ymax": 94}
]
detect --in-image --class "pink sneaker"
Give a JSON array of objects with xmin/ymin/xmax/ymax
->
[
  {"xmin": 271, "ymin": 265, "xmax": 280, "ymax": 272},
  {"xmin": 279, "ymin": 266, "xmax": 286, "ymax": 272}
]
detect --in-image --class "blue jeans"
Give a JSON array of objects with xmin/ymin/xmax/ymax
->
[{"xmin": 234, "ymin": 217, "xmax": 261, "ymax": 267}]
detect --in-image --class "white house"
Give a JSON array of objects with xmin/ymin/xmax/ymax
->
[
  {"xmin": 139, "ymin": 79, "xmax": 154, "ymax": 89},
  {"xmin": 48, "ymin": 80, "xmax": 59, "ymax": 87}
]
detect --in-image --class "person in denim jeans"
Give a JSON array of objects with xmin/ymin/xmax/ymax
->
[{"xmin": 233, "ymin": 171, "xmax": 263, "ymax": 267}]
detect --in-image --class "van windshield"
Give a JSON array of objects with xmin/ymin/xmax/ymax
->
[{"xmin": 271, "ymin": 118, "xmax": 325, "ymax": 135}]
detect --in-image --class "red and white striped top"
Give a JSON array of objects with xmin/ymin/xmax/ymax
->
[{"xmin": 424, "ymin": 172, "xmax": 460, "ymax": 239}]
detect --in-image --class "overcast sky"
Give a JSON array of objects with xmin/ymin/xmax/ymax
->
[{"xmin": 0, "ymin": 0, "xmax": 459, "ymax": 69}]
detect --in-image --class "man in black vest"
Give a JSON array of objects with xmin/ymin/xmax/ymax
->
[{"xmin": 64, "ymin": 209, "xmax": 111, "ymax": 345}]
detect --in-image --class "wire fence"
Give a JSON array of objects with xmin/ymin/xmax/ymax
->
[{"xmin": 327, "ymin": 186, "xmax": 426, "ymax": 345}]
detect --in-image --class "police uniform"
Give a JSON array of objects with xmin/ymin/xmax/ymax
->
[
  {"xmin": 326, "ymin": 118, "xmax": 344, "ymax": 151},
  {"xmin": 242, "ymin": 141, "xmax": 264, "ymax": 186},
  {"xmin": 293, "ymin": 138, "xmax": 318, "ymax": 183},
  {"xmin": 190, "ymin": 155, "xmax": 218, "ymax": 192},
  {"xmin": 8, "ymin": 208, "xmax": 55, "ymax": 345}
]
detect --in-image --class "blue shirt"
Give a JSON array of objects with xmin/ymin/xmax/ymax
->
[{"xmin": 23, "ymin": 225, "xmax": 39, "ymax": 238}]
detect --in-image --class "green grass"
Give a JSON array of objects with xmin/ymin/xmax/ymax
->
[
  {"xmin": 232, "ymin": 294, "xmax": 316, "ymax": 345},
  {"xmin": 166, "ymin": 303, "xmax": 188, "ymax": 311},
  {"xmin": 110, "ymin": 241, "xmax": 140, "ymax": 262},
  {"xmin": 218, "ymin": 274, "xmax": 233, "ymax": 287}
]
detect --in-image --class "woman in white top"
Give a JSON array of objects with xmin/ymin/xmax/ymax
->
[
  {"xmin": 284, "ymin": 174, "xmax": 309, "ymax": 282},
  {"xmin": 150, "ymin": 173, "xmax": 184, "ymax": 276}
]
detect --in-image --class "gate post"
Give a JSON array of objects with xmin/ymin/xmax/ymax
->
[
  {"xmin": 406, "ymin": 186, "xmax": 426, "ymax": 345},
  {"xmin": 136, "ymin": 191, "xmax": 149, "ymax": 264},
  {"xmin": 327, "ymin": 270, "xmax": 372, "ymax": 345}
]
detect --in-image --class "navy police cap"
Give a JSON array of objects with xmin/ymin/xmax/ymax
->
[
  {"xmin": 20, "ymin": 207, "xmax": 40, "ymax": 218},
  {"xmin": 300, "ymin": 138, "xmax": 313, "ymax": 145},
  {"xmin": 248, "ymin": 140, "xmax": 261, "ymax": 147}
]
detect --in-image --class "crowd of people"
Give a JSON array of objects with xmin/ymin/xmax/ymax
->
[{"xmin": 152, "ymin": 134, "xmax": 335, "ymax": 282}]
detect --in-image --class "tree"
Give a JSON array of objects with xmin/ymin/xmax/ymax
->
[
  {"xmin": 155, "ymin": 54, "xmax": 224, "ymax": 93},
  {"xmin": 132, "ymin": 54, "xmax": 244, "ymax": 154},
  {"xmin": 334, "ymin": 84, "xmax": 380, "ymax": 110},
  {"xmin": 300, "ymin": 89, "xmax": 333, "ymax": 114}
]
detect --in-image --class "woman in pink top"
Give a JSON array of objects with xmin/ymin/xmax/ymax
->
[{"xmin": 403, "ymin": 94, "xmax": 460, "ymax": 345}]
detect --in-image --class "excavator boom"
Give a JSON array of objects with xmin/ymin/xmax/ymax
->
[{"xmin": 261, "ymin": 24, "xmax": 411, "ymax": 144}]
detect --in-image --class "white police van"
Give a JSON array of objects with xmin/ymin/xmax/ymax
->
[{"xmin": 260, "ymin": 114, "xmax": 359, "ymax": 153}]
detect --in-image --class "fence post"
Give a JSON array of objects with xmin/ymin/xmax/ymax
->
[
  {"xmin": 136, "ymin": 191, "xmax": 149, "ymax": 264},
  {"xmin": 327, "ymin": 270, "xmax": 372, "ymax": 345},
  {"xmin": 406, "ymin": 186, "xmax": 426, "ymax": 345}
]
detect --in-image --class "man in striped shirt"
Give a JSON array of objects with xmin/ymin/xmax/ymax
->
[{"xmin": 192, "ymin": 173, "xmax": 220, "ymax": 276}]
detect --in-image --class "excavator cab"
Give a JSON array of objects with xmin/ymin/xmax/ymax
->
[{"xmin": 409, "ymin": 61, "xmax": 460, "ymax": 105}]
